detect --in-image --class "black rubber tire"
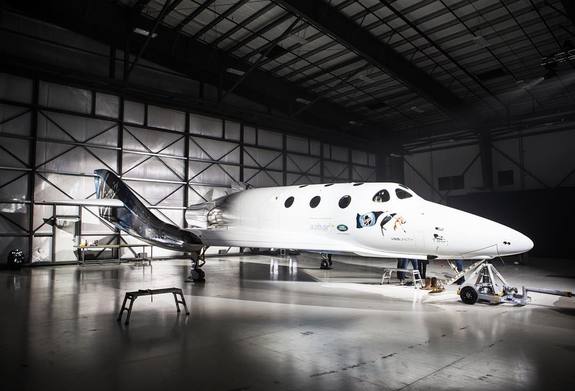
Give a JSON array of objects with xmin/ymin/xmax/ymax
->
[
  {"xmin": 190, "ymin": 269, "xmax": 206, "ymax": 282},
  {"xmin": 460, "ymin": 286, "xmax": 478, "ymax": 305},
  {"xmin": 320, "ymin": 259, "xmax": 329, "ymax": 269}
]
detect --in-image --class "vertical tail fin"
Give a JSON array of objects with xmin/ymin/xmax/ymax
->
[{"xmin": 92, "ymin": 169, "xmax": 203, "ymax": 251}]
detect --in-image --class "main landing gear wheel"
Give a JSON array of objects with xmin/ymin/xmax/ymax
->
[
  {"xmin": 320, "ymin": 253, "xmax": 332, "ymax": 270},
  {"xmin": 460, "ymin": 286, "xmax": 478, "ymax": 305},
  {"xmin": 186, "ymin": 247, "xmax": 207, "ymax": 283},
  {"xmin": 189, "ymin": 268, "xmax": 205, "ymax": 282}
]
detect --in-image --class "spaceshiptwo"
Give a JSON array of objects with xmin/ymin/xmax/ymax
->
[{"xmin": 60, "ymin": 169, "xmax": 533, "ymax": 281}]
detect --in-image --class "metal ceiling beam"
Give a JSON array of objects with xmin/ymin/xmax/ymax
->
[
  {"xmin": 132, "ymin": 0, "xmax": 154, "ymax": 16},
  {"xmin": 191, "ymin": 0, "xmax": 250, "ymax": 40},
  {"xmin": 126, "ymin": 0, "xmax": 184, "ymax": 80},
  {"xmin": 273, "ymin": 0, "xmax": 466, "ymax": 116},
  {"xmin": 294, "ymin": 57, "xmax": 365, "ymax": 84},
  {"xmin": 211, "ymin": 2, "xmax": 276, "ymax": 47},
  {"xmin": 5, "ymin": 0, "xmax": 370, "ymax": 133},
  {"xmin": 220, "ymin": 17, "xmax": 301, "ymax": 102},
  {"xmin": 174, "ymin": 0, "xmax": 216, "ymax": 32},
  {"xmin": 228, "ymin": 12, "xmax": 292, "ymax": 55}
]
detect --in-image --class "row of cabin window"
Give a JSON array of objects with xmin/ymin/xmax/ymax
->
[{"xmin": 284, "ymin": 188, "xmax": 412, "ymax": 209}]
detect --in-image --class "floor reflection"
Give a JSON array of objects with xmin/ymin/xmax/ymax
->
[{"xmin": 0, "ymin": 256, "xmax": 573, "ymax": 391}]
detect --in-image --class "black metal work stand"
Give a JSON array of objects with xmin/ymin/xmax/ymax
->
[{"xmin": 117, "ymin": 287, "xmax": 190, "ymax": 325}]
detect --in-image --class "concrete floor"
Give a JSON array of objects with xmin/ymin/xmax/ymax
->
[{"xmin": 1, "ymin": 254, "xmax": 575, "ymax": 391}]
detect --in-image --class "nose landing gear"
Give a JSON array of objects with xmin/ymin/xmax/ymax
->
[{"xmin": 186, "ymin": 247, "xmax": 208, "ymax": 282}]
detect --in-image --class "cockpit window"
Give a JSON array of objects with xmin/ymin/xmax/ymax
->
[
  {"xmin": 309, "ymin": 196, "xmax": 321, "ymax": 208},
  {"xmin": 395, "ymin": 188, "xmax": 413, "ymax": 199},
  {"xmin": 298, "ymin": 184, "xmax": 308, "ymax": 188},
  {"xmin": 324, "ymin": 183, "xmax": 334, "ymax": 187},
  {"xmin": 372, "ymin": 189, "xmax": 390, "ymax": 202},
  {"xmin": 284, "ymin": 196, "xmax": 294, "ymax": 208},
  {"xmin": 338, "ymin": 195, "xmax": 351, "ymax": 208},
  {"xmin": 353, "ymin": 182, "xmax": 364, "ymax": 186}
]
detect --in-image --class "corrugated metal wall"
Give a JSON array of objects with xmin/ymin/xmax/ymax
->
[
  {"xmin": 0, "ymin": 72, "xmax": 376, "ymax": 264},
  {"xmin": 403, "ymin": 130, "xmax": 575, "ymax": 203}
]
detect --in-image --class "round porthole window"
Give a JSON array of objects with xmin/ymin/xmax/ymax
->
[
  {"xmin": 309, "ymin": 196, "xmax": 321, "ymax": 208},
  {"xmin": 338, "ymin": 195, "xmax": 351, "ymax": 209},
  {"xmin": 284, "ymin": 196, "xmax": 294, "ymax": 208}
]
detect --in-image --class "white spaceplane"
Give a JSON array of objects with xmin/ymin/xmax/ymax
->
[{"xmin": 57, "ymin": 169, "xmax": 534, "ymax": 281}]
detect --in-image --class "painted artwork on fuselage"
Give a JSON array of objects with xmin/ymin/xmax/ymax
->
[
  {"xmin": 379, "ymin": 212, "xmax": 407, "ymax": 237},
  {"xmin": 356, "ymin": 211, "xmax": 408, "ymax": 236},
  {"xmin": 356, "ymin": 212, "xmax": 383, "ymax": 228}
]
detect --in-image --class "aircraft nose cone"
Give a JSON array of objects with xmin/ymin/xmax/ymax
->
[{"xmin": 502, "ymin": 229, "xmax": 534, "ymax": 255}]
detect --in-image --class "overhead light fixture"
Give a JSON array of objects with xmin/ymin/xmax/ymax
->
[
  {"xmin": 348, "ymin": 120, "xmax": 358, "ymax": 125},
  {"xmin": 226, "ymin": 68, "xmax": 245, "ymax": 76},
  {"xmin": 296, "ymin": 97, "xmax": 311, "ymax": 104},
  {"xmin": 410, "ymin": 105, "xmax": 424, "ymax": 113},
  {"xmin": 517, "ymin": 77, "xmax": 544, "ymax": 90},
  {"xmin": 133, "ymin": 27, "xmax": 158, "ymax": 38}
]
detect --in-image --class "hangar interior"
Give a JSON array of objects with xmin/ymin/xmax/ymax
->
[{"xmin": 1, "ymin": 0, "xmax": 575, "ymax": 390}]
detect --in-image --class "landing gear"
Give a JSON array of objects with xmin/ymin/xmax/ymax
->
[
  {"xmin": 189, "ymin": 268, "xmax": 205, "ymax": 282},
  {"xmin": 186, "ymin": 247, "xmax": 208, "ymax": 282},
  {"xmin": 320, "ymin": 253, "xmax": 332, "ymax": 270}
]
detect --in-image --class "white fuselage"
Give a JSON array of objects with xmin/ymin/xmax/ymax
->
[{"xmin": 188, "ymin": 182, "xmax": 533, "ymax": 260}]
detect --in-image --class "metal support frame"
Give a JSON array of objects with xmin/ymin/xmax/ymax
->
[
  {"xmin": 273, "ymin": 0, "xmax": 465, "ymax": 117},
  {"xmin": 211, "ymin": 2, "xmax": 276, "ymax": 48},
  {"xmin": 183, "ymin": 111, "xmax": 190, "ymax": 228},
  {"xmin": 491, "ymin": 144, "xmax": 549, "ymax": 188},
  {"xmin": 403, "ymin": 156, "xmax": 445, "ymax": 202},
  {"xmin": 239, "ymin": 122, "xmax": 244, "ymax": 183},
  {"xmin": 174, "ymin": 0, "xmax": 215, "ymax": 32},
  {"xmin": 378, "ymin": 0, "xmax": 503, "ymax": 110},
  {"xmin": 229, "ymin": 12, "xmax": 292, "ymax": 55},
  {"xmin": 0, "ymin": 67, "xmax": 371, "ymax": 264},
  {"xmin": 220, "ymin": 17, "xmax": 301, "ymax": 103},
  {"xmin": 125, "ymin": 0, "xmax": 180, "ymax": 81},
  {"xmin": 191, "ymin": 0, "xmax": 249, "ymax": 40},
  {"xmin": 26, "ymin": 79, "xmax": 38, "ymax": 263},
  {"xmin": 285, "ymin": 154, "xmax": 321, "ymax": 185},
  {"xmin": 282, "ymin": 133, "xmax": 287, "ymax": 186},
  {"xmin": 5, "ymin": 0, "xmax": 363, "ymax": 132},
  {"xmin": 242, "ymin": 147, "xmax": 283, "ymax": 186}
]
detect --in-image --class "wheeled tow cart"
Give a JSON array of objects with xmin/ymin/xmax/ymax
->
[{"xmin": 456, "ymin": 260, "xmax": 574, "ymax": 305}]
